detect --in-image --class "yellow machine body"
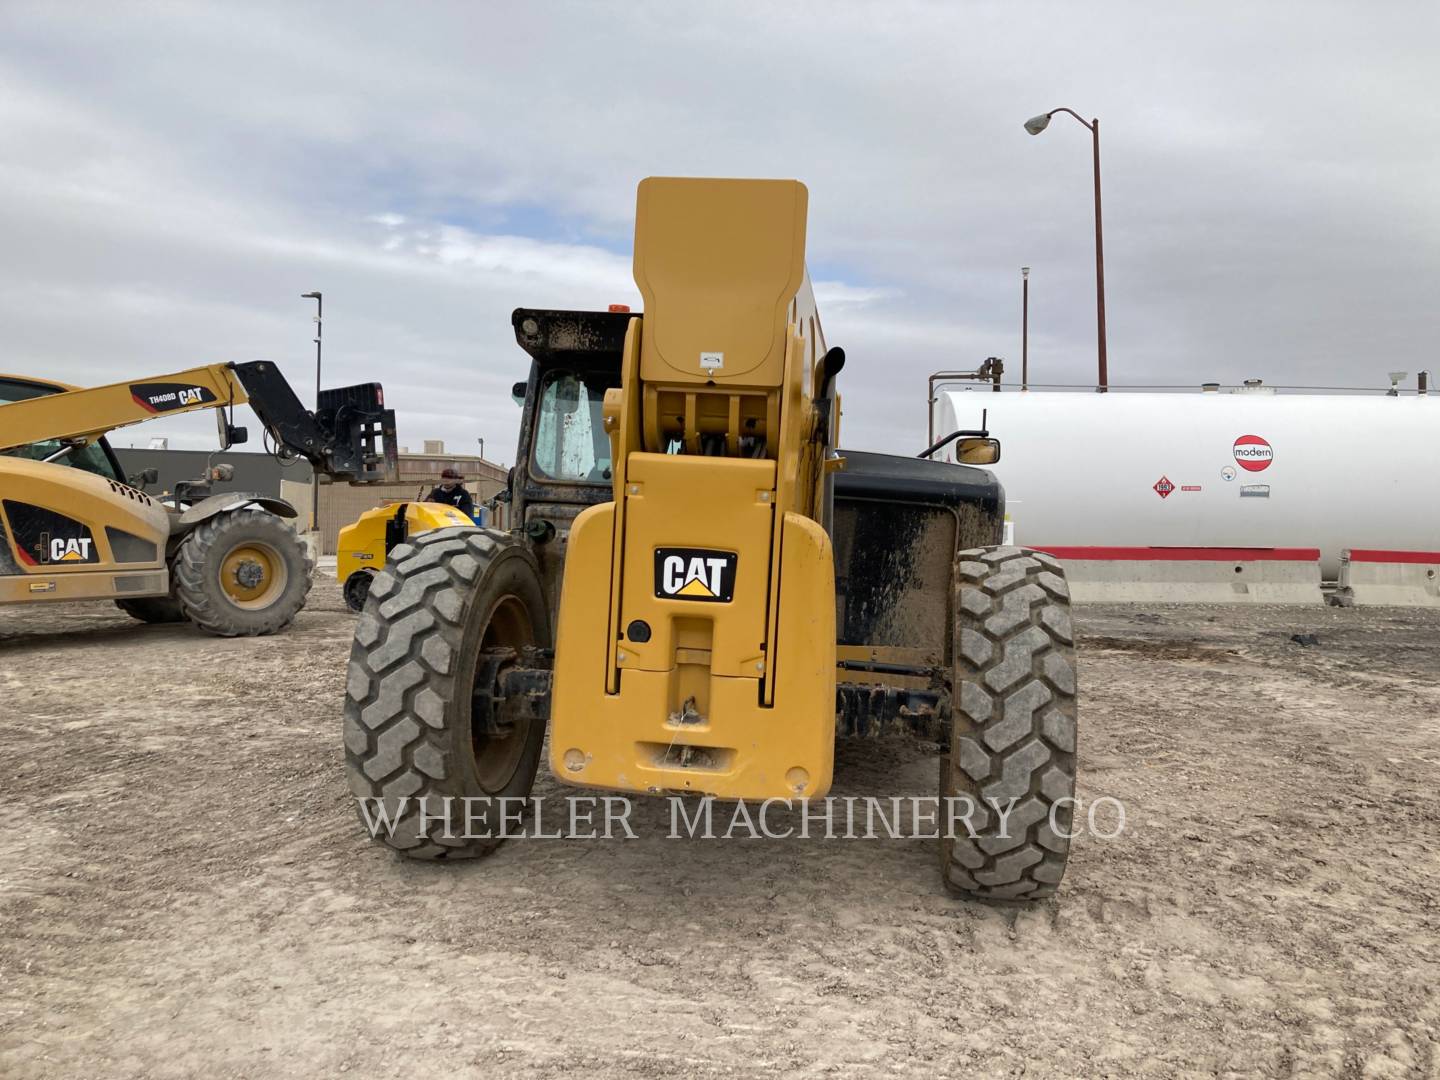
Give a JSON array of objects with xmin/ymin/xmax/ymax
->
[
  {"xmin": 0, "ymin": 455, "xmax": 170, "ymax": 605},
  {"xmin": 336, "ymin": 501, "xmax": 473, "ymax": 584},
  {"xmin": 549, "ymin": 178, "xmax": 837, "ymax": 801},
  {"xmin": 0, "ymin": 365, "xmax": 251, "ymax": 609}
]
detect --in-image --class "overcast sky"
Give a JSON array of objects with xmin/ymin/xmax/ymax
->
[{"xmin": 2, "ymin": 2, "xmax": 1437, "ymax": 461}]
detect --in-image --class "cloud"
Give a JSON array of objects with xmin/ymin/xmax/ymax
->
[{"xmin": 1, "ymin": 1, "xmax": 1437, "ymax": 464}]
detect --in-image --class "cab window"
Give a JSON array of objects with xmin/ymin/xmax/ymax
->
[{"xmin": 530, "ymin": 371, "xmax": 615, "ymax": 483}]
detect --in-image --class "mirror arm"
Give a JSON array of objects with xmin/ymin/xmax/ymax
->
[{"xmin": 917, "ymin": 427, "xmax": 991, "ymax": 460}]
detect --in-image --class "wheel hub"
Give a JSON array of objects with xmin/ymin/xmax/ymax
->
[
  {"xmin": 218, "ymin": 541, "xmax": 287, "ymax": 607},
  {"xmin": 233, "ymin": 559, "xmax": 265, "ymax": 590}
]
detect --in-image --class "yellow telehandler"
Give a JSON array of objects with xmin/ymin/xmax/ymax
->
[
  {"xmin": 1, "ymin": 362, "xmax": 396, "ymax": 635},
  {"xmin": 344, "ymin": 178, "xmax": 1077, "ymax": 899}
]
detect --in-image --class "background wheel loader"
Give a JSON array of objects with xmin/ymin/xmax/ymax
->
[
  {"xmin": 1, "ymin": 362, "xmax": 397, "ymax": 636},
  {"xmin": 344, "ymin": 177, "xmax": 1078, "ymax": 900},
  {"xmin": 336, "ymin": 499, "xmax": 477, "ymax": 612}
]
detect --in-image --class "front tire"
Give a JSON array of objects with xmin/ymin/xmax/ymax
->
[
  {"xmin": 941, "ymin": 547, "xmax": 1078, "ymax": 900},
  {"xmin": 172, "ymin": 508, "xmax": 314, "ymax": 636},
  {"xmin": 343, "ymin": 528, "xmax": 551, "ymax": 860},
  {"xmin": 343, "ymin": 569, "xmax": 374, "ymax": 613}
]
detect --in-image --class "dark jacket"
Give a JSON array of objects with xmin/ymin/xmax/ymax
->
[{"xmin": 426, "ymin": 484, "xmax": 474, "ymax": 517}]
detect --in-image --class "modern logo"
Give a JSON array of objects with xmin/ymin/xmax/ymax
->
[
  {"xmin": 1153, "ymin": 476, "xmax": 1175, "ymax": 499},
  {"xmin": 654, "ymin": 548, "xmax": 737, "ymax": 602},
  {"xmin": 1233, "ymin": 435, "xmax": 1273, "ymax": 472}
]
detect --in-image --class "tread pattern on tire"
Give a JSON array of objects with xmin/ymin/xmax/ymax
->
[
  {"xmin": 944, "ymin": 546, "xmax": 1077, "ymax": 901},
  {"xmin": 172, "ymin": 507, "xmax": 314, "ymax": 636},
  {"xmin": 343, "ymin": 526, "xmax": 531, "ymax": 860}
]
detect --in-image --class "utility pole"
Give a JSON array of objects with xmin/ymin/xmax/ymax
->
[
  {"xmin": 1021, "ymin": 267, "xmax": 1030, "ymax": 391},
  {"xmin": 301, "ymin": 292, "xmax": 322, "ymax": 530}
]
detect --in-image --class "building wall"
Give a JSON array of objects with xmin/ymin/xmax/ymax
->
[
  {"xmin": 114, "ymin": 447, "xmax": 508, "ymax": 553},
  {"xmin": 113, "ymin": 447, "xmax": 312, "ymax": 499}
]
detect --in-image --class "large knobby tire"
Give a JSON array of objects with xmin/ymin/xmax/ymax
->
[
  {"xmin": 172, "ymin": 508, "xmax": 314, "ymax": 636},
  {"xmin": 114, "ymin": 595, "xmax": 186, "ymax": 624},
  {"xmin": 343, "ymin": 528, "xmax": 550, "ymax": 860},
  {"xmin": 942, "ymin": 546, "xmax": 1078, "ymax": 900}
]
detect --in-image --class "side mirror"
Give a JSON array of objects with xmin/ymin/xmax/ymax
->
[
  {"xmin": 955, "ymin": 437, "xmax": 1001, "ymax": 465},
  {"xmin": 130, "ymin": 467, "xmax": 159, "ymax": 490},
  {"xmin": 511, "ymin": 381, "xmax": 528, "ymax": 406},
  {"xmin": 215, "ymin": 410, "xmax": 249, "ymax": 449}
]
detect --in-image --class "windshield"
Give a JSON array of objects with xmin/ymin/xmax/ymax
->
[
  {"xmin": 0, "ymin": 376, "xmax": 123, "ymax": 482},
  {"xmin": 530, "ymin": 370, "xmax": 615, "ymax": 483}
]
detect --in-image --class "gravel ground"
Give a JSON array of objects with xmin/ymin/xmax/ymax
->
[{"xmin": 2, "ymin": 581, "xmax": 1438, "ymax": 1079}]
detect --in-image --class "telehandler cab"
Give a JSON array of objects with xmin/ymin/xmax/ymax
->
[
  {"xmin": 1, "ymin": 362, "xmax": 397, "ymax": 635},
  {"xmin": 345, "ymin": 178, "xmax": 1078, "ymax": 899}
]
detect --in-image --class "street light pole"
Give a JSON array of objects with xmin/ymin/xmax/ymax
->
[
  {"xmin": 1021, "ymin": 266, "xmax": 1030, "ymax": 391},
  {"xmin": 301, "ymin": 291, "xmax": 322, "ymax": 530},
  {"xmin": 1024, "ymin": 107, "xmax": 1108, "ymax": 392},
  {"xmin": 1090, "ymin": 118, "xmax": 1107, "ymax": 393}
]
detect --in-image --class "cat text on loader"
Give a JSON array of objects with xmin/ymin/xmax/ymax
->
[
  {"xmin": 1, "ymin": 361, "xmax": 397, "ymax": 635},
  {"xmin": 345, "ymin": 177, "xmax": 1079, "ymax": 899}
]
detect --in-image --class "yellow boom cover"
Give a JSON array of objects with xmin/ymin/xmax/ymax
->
[{"xmin": 549, "ymin": 178, "xmax": 836, "ymax": 800}]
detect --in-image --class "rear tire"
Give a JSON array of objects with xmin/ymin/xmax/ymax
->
[
  {"xmin": 173, "ymin": 508, "xmax": 314, "ymax": 636},
  {"xmin": 343, "ymin": 528, "xmax": 551, "ymax": 860},
  {"xmin": 114, "ymin": 595, "xmax": 185, "ymax": 624},
  {"xmin": 343, "ymin": 569, "xmax": 374, "ymax": 613},
  {"xmin": 941, "ymin": 546, "xmax": 1078, "ymax": 900}
]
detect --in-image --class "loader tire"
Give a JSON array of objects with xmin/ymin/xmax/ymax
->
[
  {"xmin": 114, "ymin": 595, "xmax": 185, "ymax": 624},
  {"xmin": 172, "ymin": 508, "xmax": 314, "ymax": 636},
  {"xmin": 942, "ymin": 546, "xmax": 1077, "ymax": 901},
  {"xmin": 343, "ymin": 569, "xmax": 374, "ymax": 613},
  {"xmin": 343, "ymin": 528, "xmax": 550, "ymax": 860}
]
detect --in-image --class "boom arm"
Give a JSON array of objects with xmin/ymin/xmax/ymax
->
[{"xmin": 0, "ymin": 362, "xmax": 398, "ymax": 483}]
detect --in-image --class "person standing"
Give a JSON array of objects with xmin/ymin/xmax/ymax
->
[{"xmin": 426, "ymin": 467, "xmax": 475, "ymax": 518}]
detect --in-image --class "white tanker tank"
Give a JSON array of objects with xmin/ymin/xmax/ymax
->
[{"xmin": 935, "ymin": 386, "xmax": 1439, "ymax": 579}]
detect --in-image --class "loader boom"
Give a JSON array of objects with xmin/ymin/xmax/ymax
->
[{"xmin": 0, "ymin": 362, "xmax": 398, "ymax": 483}]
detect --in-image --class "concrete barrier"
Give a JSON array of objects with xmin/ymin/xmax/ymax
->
[
  {"xmin": 1338, "ymin": 549, "xmax": 1440, "ymax": 607},
  {"xmin": 1031, "ymin": 546, "xmax": 1324, "ymax": 604}
]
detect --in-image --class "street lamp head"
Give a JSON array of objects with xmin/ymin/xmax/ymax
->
[
  {"xmin": 301, "ymin": 291, "xmax": 321, "ymax": 299},
  {"xmin": 1021, "ymin": 266, "xmax": 1030, "ymax": 278},
  {"xmin": 1024, "ymin": 113, "xmax": 1052, "ymax": 135}
]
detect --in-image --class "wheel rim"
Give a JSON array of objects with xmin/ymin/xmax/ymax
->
[
  {"xmin": 218, "ymin": 541, "xmax": 288, "ymax": 609},
  {"xmin": 344, "ymin": 571, "xmax": 373, "ymax": 612},
  {"xmin": 470, "ymin": 593, "xmax": 535, "ymax": 792}
]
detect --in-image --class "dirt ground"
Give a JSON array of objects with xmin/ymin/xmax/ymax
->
[{"xmin": 2, "ymin": 579, "xmax": 1438, "ymax": 1079}]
